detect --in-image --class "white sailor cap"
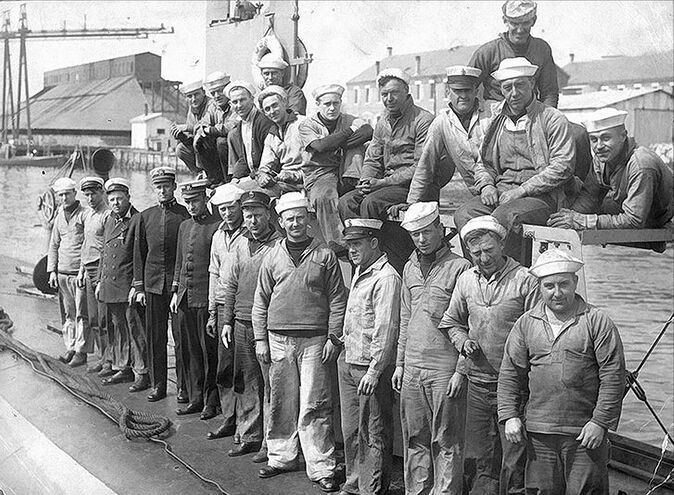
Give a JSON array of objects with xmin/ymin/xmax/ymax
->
[
  {"xmin": 225, "ymin": 80, "xmax": 257, "ymax": 99},
  {"xmin": 257, "ymin": 85, "xmax": 288, "ymax": 107},
  {"xmin": 343, "ymin": 218, "xmax": 383, "ymax": 240},
  {"xmin": 150, "ymin": 166, "xmax": 176, "ymax": 185},
  {"xmin": 376, "ymin": 68, "xmax": 411, "ymax": 87},
  {"xmin": 52, "ymin": 177, "xmax": 77, "ymax": 193},
  {"xmin": 275, "ymin": 191, "xmax": 310, "ymax": 215},
  {"xmin": 401, "ymin": 202, "xmax": 440, "ymax": 232},
  {"xmin": 79, "ymin": 176, "xmax": 105, "ymax": 191},
  {"xmin": 178, "ymin": 178, "xmax": 210, "ymax": 199},
  {"xmin": 491, "ymin": 57, "xmax": 538, "ymax": 81},
  {"xmin": 312, "ymin": 84, "xmax": 345, "ymax": 101},
  {"xmin": 583, "ymin": 108, "xmax": 628, "ymax": 134},
  {"xmin": 446, "ymin": 65, "xmax": 482, "ymax": 88},
  {"xmin": 502, "ymin": 0, "xmax": 537, "ymax": 21},
  {"xmin": 529, "ymin": 248, "xmax": 584, "ymax": 278},
  {"xmin": 209, "ymin": 183, "xmax": 244, "ymax": 206},
  {"xmin": 257, "ymin": 53, "xmax": 289, "ymax": 70},
  {"xmin": 179, "ymin": 80, "xmax": 204, "ymax": 95},
  {"xmin": 460, "ymin": 215, "xmax": 507, "ymax": 241},
  {"xmin": 204, "ymin": 71, "xmax": 231, "ymax": 91},
  {"xmin": 104, "ymin": 177, "xmax": 130, "ymax": 194}
]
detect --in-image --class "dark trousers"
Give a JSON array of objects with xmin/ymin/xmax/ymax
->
[
  {"xmin": 465, "ymin": 381, "xmax": 526, "ymax": 495},
  {"xmin": 338, "ymin": 185, "xmax": 409, "ymax": 221},
  {"xmin": 195, "ymin": 136, "xmax": 228, "ymax": 185},
  {"xmin": 178, "ymin": 303, "xmax": 219, "ymax": 407},
  {"xmin": 176, "ymin": 142, "xmax": 199, "ymax": 174},
  {"xmin": 216, "ymin": 305, "xmax": 236, "ymax": 427},
  {"xmin": 146, "ymin": 290, "xmax": 186, "ymax": 394},
  {"xmin": 233, "ymin": 319, "xmax": 265, "ymax": 442},
  {"xmin": 526, "ymin": 433, "xmax": 609, "ymax": 495},
  {"xmin": 338, "ymin": 354, "xmax": 394, "ymax": 495},
  {"xmin": 107, "ymin": 302, "xmax": 147, "ymax": 376}
]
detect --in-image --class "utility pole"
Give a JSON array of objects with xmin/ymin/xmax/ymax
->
[
  {"xmin": 1, "ymin": 11, "xmax": 15, "ymax": 144},
  {"xmin": 15, "ymin": 4, "xmax": 30, "ymax": 149}
]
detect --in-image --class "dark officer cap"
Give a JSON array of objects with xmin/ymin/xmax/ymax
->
[{"xmin": 241, "ymin": 190, "xmax": 271, "ymax": 209}]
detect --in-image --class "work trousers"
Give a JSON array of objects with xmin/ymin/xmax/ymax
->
[
  {"xmin": 338, "ymin": 185, "xmax": 409, "ymax": 221},
  {"xmin": 232, "ymin": 319, "xmax": 265, "ymax": 442},
  {"xmin": 176, "ymin": 142, "xmax": 199, "ymax": 174},
  {"xmin": 146, "ymin": 290, "xmax": 186, "ymax": 394},
  {"xmin": 195, "ymin": 136, "xmax": 228, "ymax": 185},
  {"xmin": 465, "ymin": 381, "xmax": 526, "ymax": 495},
  {"xmin": 267, "ymin": 332, "xmax": 336, "ymax": 481},
  {"xmin": 178, "ymin": 303, "xmax": 219, "ymax": 407},
  {"xmin": 84, "ymin": 263, "xmax": 109, "ymax": 363},
  {"xmin": 216, "ymin": 305, "xmax": 236, "ymax": 428},
  {"xmin": 106, "ymin": 302, "xmax": 148, "ymax": 376},
  {"xmin": 400, "ymin": 365, "xmax": 466, "ymax": 495},
  {"xmin": 337, "ymin": 353, "xmax": 394, "ymax": 495},
  {"xmin": 525, "ymin": 433, "xmax": 609, "ymax": 495},
  {"xmin": 307, "ymin": 174, "xmax": 344, "ymax": 246},
  {"xmin": 57, "ymin": 273, "xmax": 92, "ymax": 354},
  {"xmin": 453, "ymin": 195, "xmax": 556, "ymax": 263}
]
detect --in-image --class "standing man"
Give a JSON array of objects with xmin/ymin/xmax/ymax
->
[
  {"xmin": 499, "ymin": 249, "xmax": 625, "ymax": 494},
  {"xmin": 226, "ymin": 80, "xmax": 274, "ymax": 181},
  {"xmin": 97, "ymin": 178, "xmax": 149, "ymax": 391},
  {"xmin": 470, "ymin": 0, "xmax": 559, "ymax": 108},
  {"xmin": 206, "ymin": 183, "xmax": 247, "ymax": 440},
  {"xmin": 439, "ymin": 216, "xmax": 539, "ymax": 494},
  {"xmin": 406, "ymin": 66, "xmax": 489, "ymax": 205},
  {"xmin": 453, "ymin": 58, "xmax": 576, "ymax": 261},
  {"xmin": 47, "ymin": 177, "xmax": 92, "ymax": 367},
  {"xmin": 257, "ymin": 53, "xmax": 307, "ymax": 115},
  {"xmin": 133, "ymin": 167, "xmax": 190, "ymax": 403},
  {"xmin": 338, "ymin": 68, "xmax": 434, "ymax": 221},
  {"xmin": 195, "ymin": 71, "xmax": 239, "ymax": 185},
  {"xmin": 77, "ymin": 176, "xmax": 111, "ymax": 374},
  {"xmin": 220, "ymin": 190, "xmax": 282, "ymax": 458},
  {"xmin": 171, "ymin": 179, "xmax": 221, "ymax": 418},
  {"xmin": 252, "ymin": 192, "xmax": 346, "ymax": 492},
  {"xmin": 300, "ymin": 84, "xmax": 373, "ymax": 250},
  {"xmin": 338, "ymin": 219, "xmax": 400, "ymax": 495},
  {"xmin": 391, "ymin": 202, "xmax": 471, "ymax": 495},
  {"xmin": 172, "ymin": 80, "xmax": 209, "ymax": 175}
]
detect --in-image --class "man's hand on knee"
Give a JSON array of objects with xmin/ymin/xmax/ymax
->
[{"xmin": 480, "ymin": 185, "xmax": 499, "ymax": 207}]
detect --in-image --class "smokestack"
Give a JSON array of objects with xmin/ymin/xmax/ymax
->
[
  {"xmin": 144, "ymin": 103, "xmax": 149, "ymax": 115},
  {"xmin": 569, "ymin": 53, "xmax": 575, "ymax": 63},
  {"xmin": 415, "ymin": 55, "xmax": 421, "ymax": 76},
  {"xmin": 375, "ymin": 60, "xmax": 381, "ymax": 76},
  {"xmin": 387, "ymin": 46, "xmax": 393, "ymax": 57}
]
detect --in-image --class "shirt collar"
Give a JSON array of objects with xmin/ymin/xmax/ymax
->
[
  {"xmin": 354, "ymin": 253, "xmax": 389, "ymax": 281},
  {"xmin": 160, "ymin": 198, "xmax": 177, "ymax": 209},
  {"xmin": 530, "ymin": 295, "xmax": 589, "ymax": 321},
  {"xmin": 473, "ymin": 255, "xmax": 517, "ymax": 282},
  {"xmin": 243, "ymin": 105, "xmax": 258, "ymax": 124}
]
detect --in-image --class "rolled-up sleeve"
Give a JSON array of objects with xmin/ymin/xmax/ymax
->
[{"xmin": 367, "ymin": 274, "xmax": 402, "ymax": 378}]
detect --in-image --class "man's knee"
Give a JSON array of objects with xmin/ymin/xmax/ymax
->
[
  {"xmin": 338, "ymin": 190, "xmax": 361, "ymax": 221},
  {"xmin": 454, "ymin": 197, "xmax": 490, "ymax": 231}
]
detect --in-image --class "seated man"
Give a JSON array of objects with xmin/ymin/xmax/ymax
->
[
  {"xmin": 548, "ymin": 107, "xmax": 674, "ymax": 235},
  {"xmin": 338, "ymin": 68, "xmax": 434, "ymax": 222},
  {"xmin": 257, "ymin": 53, "xmax": 307, "ymax": 115},
  {"xmin": 172, "ymin": 79, "xmax": 209, "ymax": 175},
  {"xmin": 256, "ymin": 85, "xmax": 305, "ymax": 197},
  {"xmin": 454, "ymin": 57, "xmax": 575, "ymax": 261},
  {"xmin": 299, "ymin": 83, "xmax": 373, "ymax": 249}
]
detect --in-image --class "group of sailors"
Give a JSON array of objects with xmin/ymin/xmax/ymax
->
[{"xmin": 45, "ymin": 0, "xmax": 673, "ymax": 494}]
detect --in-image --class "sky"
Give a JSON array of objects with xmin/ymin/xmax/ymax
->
[{"xmin": 0, "ymin": 0, "xmax": 672, "ymax": 97}]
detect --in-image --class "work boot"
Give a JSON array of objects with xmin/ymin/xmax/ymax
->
[
  {"xmin": 58, "ymin": 350, "xmax": 75, "ymax": 364},
  {"xmin": 147, "ymin": 388, "xmax": 167, "ymax": 402},
  {"xmin": 251, "ymin": 448, "xmax": 268, "ymax": 463},
  {"xmin": 87, "ymin": 361, "xmax": 103, "ymax": 373},
  {"xmin": 129, "ymin": 374, "xmax": 151, "ymax": 392},
  {"xmin": 98, "ymin": 362, "xmax": 115, "ymax": 378},
  {"xmin": 176, "ymin": 389, "xmax": 189, "ymax": 404},
  {"xmin": 68, "ymin": 352, "xmax": 87, "ymax": 367}
]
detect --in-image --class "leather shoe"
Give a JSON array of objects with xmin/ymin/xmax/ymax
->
[
  {"xmin": 147, "ymin": 388, "xmax": 167, "ymax": 402},
  {"xmin": 58, "ymin": 350, "xmax": 75, "ymax": 364},
  {"xmin": 98, "ymin": 363, "xmax": 114, "ymax": 378},
  {"xmin": 316, "ymin": 477, "xmax": 339, "ymax": 493},
  {"xmin": 200, "ymin": 405, "xmax": 219, "ymax": 420},
  {"xmin": 228, "ymin": 441, "xmax": 261, "ymax": 457},
  {"xmin": 258, "ymin": 465, "xmax": 296, "ymax": 479},
  {"xmin": 206, "ymin": 423, "xmax": 236, "ymax": 440},
  {"xmin": 129, "ymin": 374, "xmax": 150, "ymax": 392},
  {"xmin": 68, "ymin": 352, "xmax": 87, "ymax": 367},
  {"xmin": 251, "ymin": 449, "xmax": 268, "ymax": 463},
  {"xmin": 101, "ymin": 370, "xmax": 134, "ymax": 385},
  {"xmin": 86, "ymin": 362, "xmax": 103, "ymax": 373},
  {"xmin": 176, "ymin": 389, "xmax": 189, "ymax": 404},
  {"xmin": 176, "ymin": 402, "xmax": 203, "ymax": 415}
]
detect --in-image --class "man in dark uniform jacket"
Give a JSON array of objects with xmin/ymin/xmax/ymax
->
[
  {"xmin": 133, "ymin": 167, "xmax": 190, "ymax": 403},
  {"xmin": 170, "ymin": 179, "xmax": 222, "ymax": 419},
  {"xmin": 97, "ymin": 178, "xmax": 149, "ymax": 392}
]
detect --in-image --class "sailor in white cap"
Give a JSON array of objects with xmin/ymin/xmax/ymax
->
[
  {"xmin": 439, "ymin": 214, "xmax": 539, "ymax": 494},
  {"xmin": 194, "ymin": 71, "xmax": 239, "ymax": 186},
  {"xmin": 77, "ymin": 176, "xmax": 111, "ymax": 374},
  {"xmin": 48, "ymin": 176, "xmax": 92, "ymax": 367},
  {"xmin": 548, "ymin": 107, "xmax": 674, "ymax": 234},
  {"xmin": 227, "ymin": 80, "xmax": 275, "ymax": 181},
  {"xmin": 499, "ymin": 248, "xmax": 625, "ymax": 494},
  {"xmin": 454, "ymin": 56, "xmax": 575, "ymax": 263},
  {"xmin": 469, "ymin": 0, "xmax": 559, "ymax": 108},
  {"xmin": 393, "ymin": 201, "xmax": 471, "ymax": 494},
  {"xmin": 257, "ymin": 53, "xmax": 307, "ymax": 115},
  {"xmin": 173, "ymin": 79, "xmax": 209, "ymax": 175},
  {"xmin": 133, "ymin": 167, "xmax": 190, "ymax": 403},
  {"xmin": 338, "ymin": 218, "xmax": 400, "ymax": 495},
  {"xmin": 299, "ymin": 83, "xmax": 373, "ymax": 253},
  {"xmin": 256, "ymin": 86, "xmax": 305, "ymax": 197},
  {"xmin": 252, "ymin": 191, "xmax": 345, "ymax": 491},
  {"xmin": 338, "ymin": 68, "xmax": 434, "ymax": 228}
]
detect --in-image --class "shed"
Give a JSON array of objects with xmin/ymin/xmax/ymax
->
[{"xmin": 130, "ymin": 113, "xmax": 174, "ymax": 151}]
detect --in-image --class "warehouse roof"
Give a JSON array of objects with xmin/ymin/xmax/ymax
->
[
  {"xmin": 563, "ymin": 51, "xmax": 674, "ymax": 86},
  {"xmin": 558, "ymin": 87, "xmax": 672, "ymax": 110}
]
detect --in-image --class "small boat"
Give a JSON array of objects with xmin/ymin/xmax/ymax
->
[{"xmin": 0, "ymin": 154, "xmax": 66, "ymax": 168}]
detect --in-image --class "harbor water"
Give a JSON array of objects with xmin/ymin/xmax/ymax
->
[{"xmin": 0, "ymin": 163, "xmax": 672, "ymax": 448}]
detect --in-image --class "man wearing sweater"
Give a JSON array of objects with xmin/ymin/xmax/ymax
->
[
  {"xmin": 172, "ymin": 80, "xmax": 210, "ymax": 175},
  {"xmin": 252, "ymin": 192, "xmax": 346, "ymax": 492}
]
